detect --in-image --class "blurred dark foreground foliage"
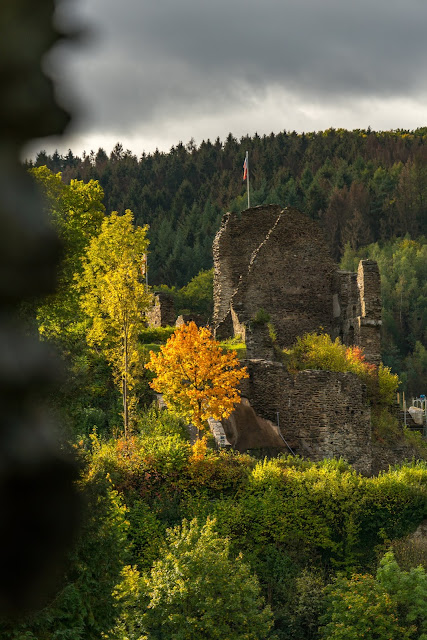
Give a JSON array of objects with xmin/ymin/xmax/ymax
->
[{"xmin": 0, "ymin": 0, "xmax": 81, "ymax": 618}]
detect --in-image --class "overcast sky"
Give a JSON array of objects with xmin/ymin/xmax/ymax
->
[{"xmin": 30, "ymin": 0, "xmax": 427, "ymax": 158}]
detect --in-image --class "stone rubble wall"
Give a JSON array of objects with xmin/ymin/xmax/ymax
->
[
  {"xmin": 240, "ymin": 359, "xmax": 372, "ymax": 475},
  {"xmin": 355, "ymin": 260, "xmax": 382, "ymax": 364},
  {"xmin": 213, "ymin": 205, "xmax": 382, "ymax": 364},
  {"xmin": 213, "ymin": 205, "xmax": 282, "ymax": 329},
  {"xmin": 146, "ymin": 291, "xmax": 176, "ymax": 328},
  {"xmin": 230, "ymin": 207, "xmax": 336, "ymax": 349},
  {"xmin": 333, "ymin": 270, "xmax": 359, "ymax": 343}
]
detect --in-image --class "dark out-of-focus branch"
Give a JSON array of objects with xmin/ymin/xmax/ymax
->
[{"xmin": 0, "ymin": 0, "xmax": 81, "ymax": 616}]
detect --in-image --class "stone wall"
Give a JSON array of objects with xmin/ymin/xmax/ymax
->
[
  {"xmin": 240, "ymin": 360, "xmax": 372, "ymax": 475},
  {"xmin": 356, "ymin": 260, "xmax": 382, "ymax": 364},
  {"xmin": 371, "ymin": 440, "xmax": 427, "ymax": 475},
  {"xmin": 213, "ymin": 205, "xmax": 280, "ymax": 331},
  {"xmin": 146, "ymin": 291, "xmax": 176, "ymax": 327},
  {"xmin": 333, "ymin": 261, "xmax": 382, "ymax": 364},
  {"xmin": 213, "ymin": 205, "xmax": 382, "ymax": 364},
  {"xmin": 230, "ymin": 207, "xmax": 337, "ymax": 349}
]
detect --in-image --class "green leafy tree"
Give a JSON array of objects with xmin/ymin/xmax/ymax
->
[
  {"xmin": 321, "ymin": 572, "xmax": 410, "ymax": 640},
  {"xmin": 76, "ymin": 210, "xmax": 151, "ymax": 436},
  {"xmin": 321, "ymin": 552, "xmax": 427, "ymax": 640},
  {"xmin": 112, "ymin": 517, "xmax": 273, "ymax": 640},
  {"xmin": 178, "ymin": 268, "xmax": 213, "ymax": 319},
  {"xmin": 376, "ymin": 551, "xmax": 427, "ymax": 639},
  {"xmin": 30, "ymin": 166, "xmax": 105, "ymax": 345}
]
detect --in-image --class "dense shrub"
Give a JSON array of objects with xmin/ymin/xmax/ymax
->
[
  {"xmin": 138, "ymin": 518, "xmax": 273, "ymax": 640},
  {"xmin": 321, "ymin": 552, "xmax": 427, "ymax": 640},
  {"xmin": 139, "ymin": 326, "xmax": 176, "ymax": 344},
  {"xmin": 286, "ymin": 332, "xmax": 399, "ymax": 409},
  {"xmin": 12, "ymin": 426, "xmax": 427, "ymax": 639},
  {"xmin": 135, "ymin": 404, "xmax": 190, "ymax": 441}
]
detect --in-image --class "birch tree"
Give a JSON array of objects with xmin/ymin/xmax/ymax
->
[{"xmin": 76, "ymin": 210, "xmax": 151, "ymax": 436}]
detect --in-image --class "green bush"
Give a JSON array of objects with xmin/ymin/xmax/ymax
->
[
  {"xmin": 30, "ymin": 427, "xmax": 427, "ymax": 640},
  {"xmin": 139, "ymin": 518, "xmax": 273, "ymax": 640},
  {"xmin": 287, "ymin": 333, "xmax": 349, "ymax": 373},
  {"xmin": 139, "ymin": 325, "xmax": 176, "ymax": 344},
  {"xmin": 321, "ymin": 552, "xmax": 427, "ymax": 640},
  {"xmin": 220, "ymin": 337, "xmax": 247, "ymax": 358},
  {"xmin": 252, "ymin": 308, "xmax": 271, "ymax": 325},
  {"xmin": 135, "ymin": 404, "xmax": 190, "ymax": 441},
  {"xmin": 321, "ymin": 571, "xmax": 409, "ymax": 640}
]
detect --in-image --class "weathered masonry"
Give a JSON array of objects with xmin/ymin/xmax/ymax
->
[
  {"xmin": 212, "ymin": 205, "xmax": 382, "ymax": 474},
  {"xmin": 213, "ymin": 205, "xmax": 382, "ymax": 363},
  {"xmin": 146, "ymin": 291, "xmax": 176, "ymax": 328}
]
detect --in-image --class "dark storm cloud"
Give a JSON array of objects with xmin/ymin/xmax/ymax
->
[{"xmin": 54, "ymin": 0, "xmax": 427, "ymax": 134}]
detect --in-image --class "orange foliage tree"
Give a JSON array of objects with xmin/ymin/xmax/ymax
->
[{"xmin": 145, "ymin": 322, "xmax": 248, "ymax": 433}]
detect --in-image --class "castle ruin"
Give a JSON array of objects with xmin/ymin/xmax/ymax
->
[
  {"xmin": 213, "ymin": 205, "xmax": 382, "ymax": 362},
  {"xmin": 213, "ymin": 205, "xmax": 383, "ymax": 474}
]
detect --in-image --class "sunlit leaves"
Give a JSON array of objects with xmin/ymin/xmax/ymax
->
[
  {"xmin": 76, "ymin": 210, "xmax": 151, "ymax": 433},
  {"xmin": 139, "ymin": 517, "xmax": 273, "ymax": 640},
  {"xmin": 145, "ymin": 321, "xmax": 248, "ymax": 431},
  {"xmin": 30, "ymin": 166, "xmax": 105, "ymax": 344}
]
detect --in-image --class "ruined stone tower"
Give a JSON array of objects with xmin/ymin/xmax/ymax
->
[
  {"xmin": 212, "ymin": 205, "xmax": 382, "ymax": 474},
  {"xmin": 146, "ymin": 291, "xmax": 176, "ymax": 328},
  {"xmin": 213, "ymin": 204, "xmax": 382, "ymax": 364}
]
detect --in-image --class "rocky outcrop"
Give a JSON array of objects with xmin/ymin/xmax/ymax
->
[{"xmin": 221, "ymin": 397, "xmax": 287, "ymax": 453}]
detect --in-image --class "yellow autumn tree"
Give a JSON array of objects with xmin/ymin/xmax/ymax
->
[
  {"xmin": 76, "ymin": 210, "xmax": 151, "ymax": 436},
  {"xmin": 145, "ymin": 322, "xmax": 248, "ymax": 434}
]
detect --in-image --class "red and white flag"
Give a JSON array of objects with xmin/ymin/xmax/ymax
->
[{"xmin": 243, "ymin": 155, "xmax": 248, "ymax": 181}]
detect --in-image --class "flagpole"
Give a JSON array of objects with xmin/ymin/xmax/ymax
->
[
  {"xmin": 246, "ymin": 151, "xmax": 250, "ymax": 208},
  {"xmin": 142, "ymin": 253, "xmax": 148, "ymax": 291},
  {"xmin": 146, "ymin": 253, "xmax": 148, "ymax": 291}
]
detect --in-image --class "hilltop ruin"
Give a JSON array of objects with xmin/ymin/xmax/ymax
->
[
  {"xmin": 213, "ymin": 204, "xmax": 382, "ymax": 363},
  {"xmin": 212, "ymin": 205, "xmax": 383, "ymax": 474}
]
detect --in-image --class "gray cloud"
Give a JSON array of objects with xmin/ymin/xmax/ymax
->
[{"xmin": 46, "ymin": 0, "xmax": 427, "ymax": 148}]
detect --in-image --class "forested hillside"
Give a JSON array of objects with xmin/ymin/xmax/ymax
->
[
  {"xmin": 8, "ymin": 138, "xmax": 427, "ymax": 640},
  {"xmin": 28, "ymin": 128, "xmax": 427, "ymax": 287}
]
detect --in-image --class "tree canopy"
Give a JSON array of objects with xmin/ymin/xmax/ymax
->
[
  {"xmin": 76, "ymin": 210, "xmax": 151, "ymax": 435},
  {"xmin": 28, "ymin": 128, "xmax": 427, "ymax": 287},
  {"xmin": 30, "ymin": 166, "xmax": 105, "ymax": 345},
  {"xmin": 145, "ymin": 321, "xmax": 248, "ymax": 432},
  {"xmin": 135, "ymin": 517, "xmax": 273, "ymax": 640}
]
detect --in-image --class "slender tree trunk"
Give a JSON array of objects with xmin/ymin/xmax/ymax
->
[
  {"xmin": 123, "ymin": 329, "xmax": 129, "ymax": 438},
  {"xmin": 196, "ymin": 399, "xmax": 202, "ymax": 440}
]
